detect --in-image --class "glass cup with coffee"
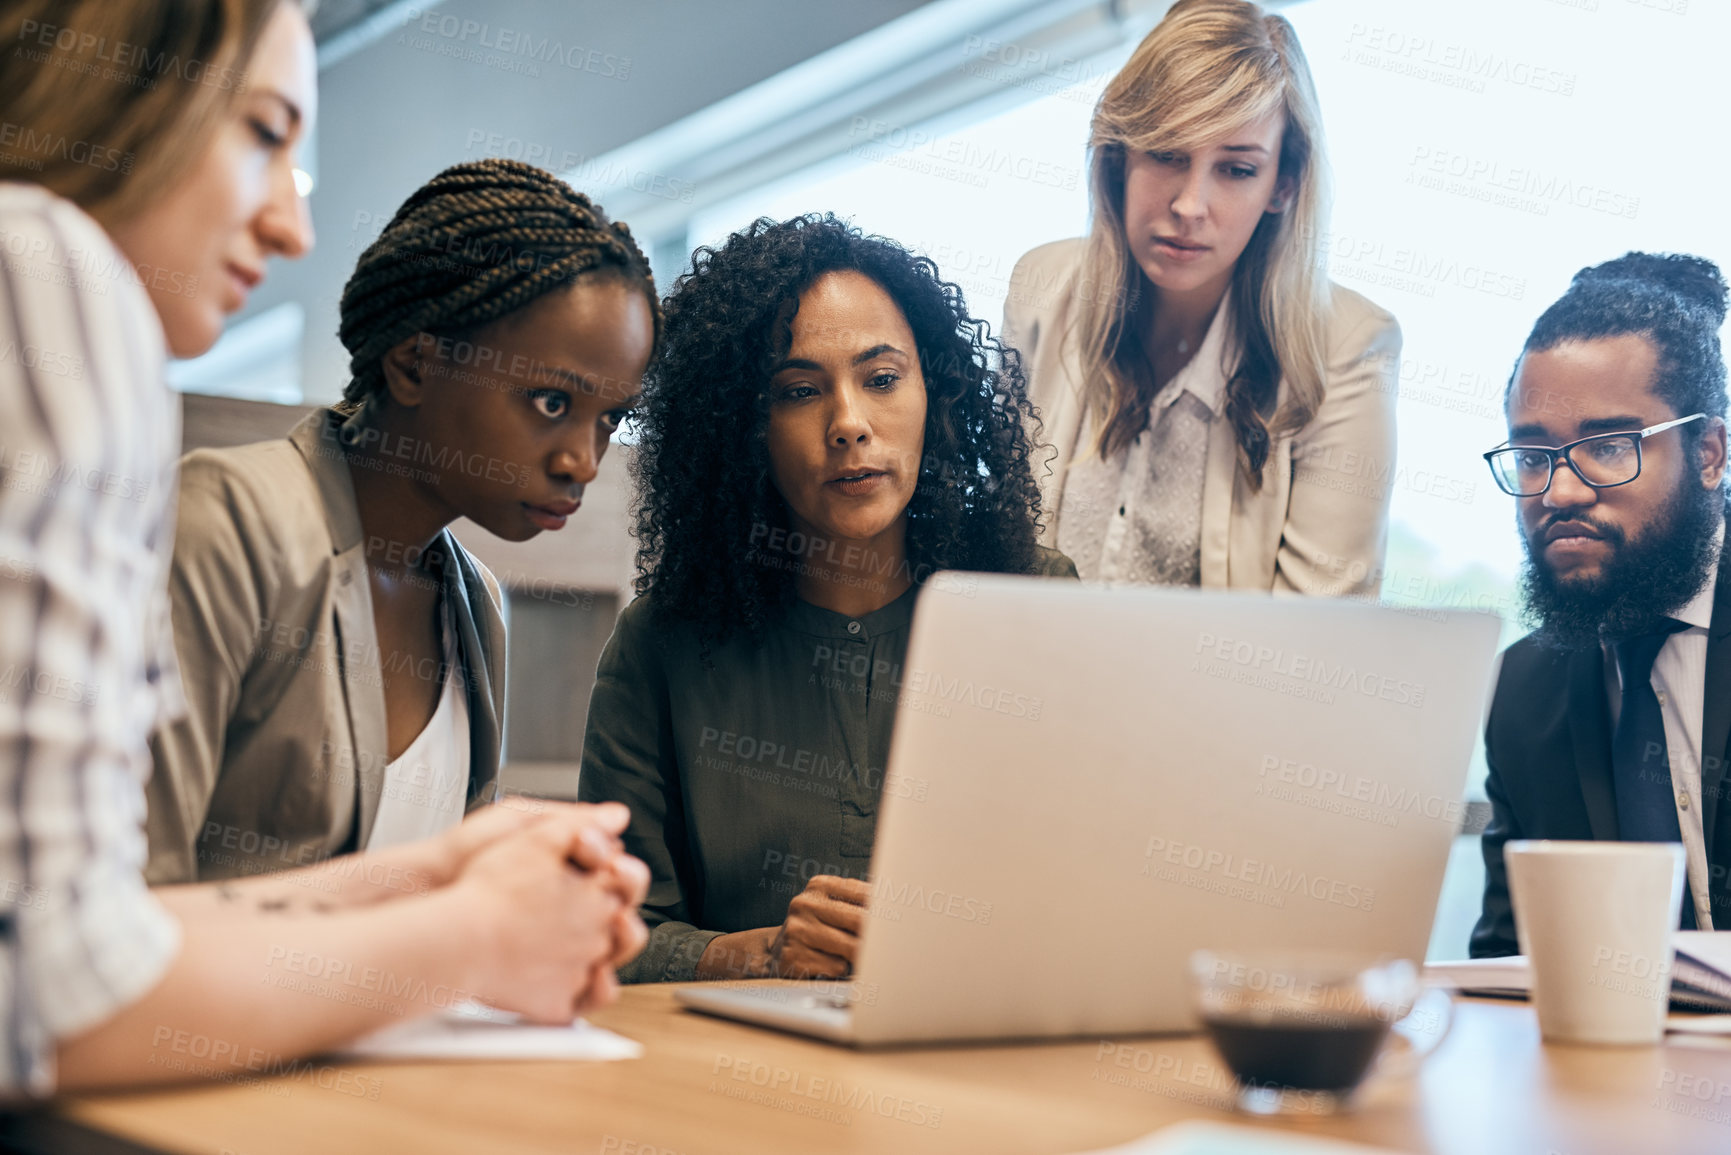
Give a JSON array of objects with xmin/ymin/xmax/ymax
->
[{"xmin": 1189, "ymin": 950, "xmax": 1453, "ymax": 1115}]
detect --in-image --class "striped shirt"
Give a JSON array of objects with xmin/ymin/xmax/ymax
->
[{"xmin": 0, "ymin": 182, "xmax": 183, "ymax": 1095}]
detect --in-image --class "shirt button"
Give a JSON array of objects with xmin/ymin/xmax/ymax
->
[
  {"xmin": 1679, "ymin": 793, "xmax": 1691, "ymax": 811},
  {"xmin": 847, "ymin": 621, "xmax": 861, "ymax": 635},
  {"xmin": 1657, "ymin": 690, "xmax": 1668, "ymax": 706}
]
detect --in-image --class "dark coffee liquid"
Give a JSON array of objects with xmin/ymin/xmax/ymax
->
[{"xmin": 1202, "ymin": 1015, "xmax": 1390, "ymax": 1091}]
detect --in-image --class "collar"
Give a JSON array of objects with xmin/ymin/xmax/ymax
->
[
  {"xmin": 1677, "ymin": 517, "xmax": 1725, "ymax": 631},
  {"xmin": 1152, "ymin": 295, "xmax": 1232, "ymax": 417},
  {"xmin": 287, "ymin": 408, "xmax": 368, "ymax": 555},
  {"xmin": 784, "ymin": 582, "xmax": 919, "ymax": 642}
]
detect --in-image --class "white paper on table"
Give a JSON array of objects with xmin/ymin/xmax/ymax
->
[
  {"xmin": 1424, "ymin": 957, "xmax": 1530, "ymax": 997},
  {"xmin": 1427, "ymin": 954, "xmax": 1731, "ymax": 1035},
  {"xmin": 1070, "ymin": 1120, "xmax": 1408, "ymax": 1155},
  {"xmin": 334, "ymin": 1000, "xmax": 643, "ymax": 1061},
  {"xmin": 1665, "ymin": 1015, "xmax": 1731, "ymax": 1036},
  {"xmin": 1675, "ymin": 930, "xmax": 1731, "ymax": 977}
]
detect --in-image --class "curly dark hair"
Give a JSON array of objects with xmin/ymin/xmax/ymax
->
[
  {"xmin": 633, "ymin": 213, "xmax": 1046, "ymax": 642},
  {"xmin": 1514, "ymin": 251, "xmax": 1729, "ymax": 459}
]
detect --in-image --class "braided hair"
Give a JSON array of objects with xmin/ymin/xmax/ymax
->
[{"xmin": 337, "ymin": 158, "xmax": 660, "ymax": 415}]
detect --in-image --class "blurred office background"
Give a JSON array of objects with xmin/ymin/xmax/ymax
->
[{"xmin": 177, "ymin": 0, "xmax": 1719, "ymax": 957}]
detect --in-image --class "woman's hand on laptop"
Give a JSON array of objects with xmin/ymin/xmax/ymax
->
[
  {"xmin": 695, "ymin": 875, "xmax": 872, "ymax": 980},
  {"xmin": 770, "ymin": 875, "xmax": 871, "ymax": 978}
]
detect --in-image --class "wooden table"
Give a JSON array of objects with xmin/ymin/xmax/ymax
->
[{"xmin": 27, "ymin": 985, "xmax": 1731, "ymax": 1155}]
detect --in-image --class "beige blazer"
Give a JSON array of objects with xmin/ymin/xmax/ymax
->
[
  {"xmin": 145, "ymin": 409, "xmax": 506, "ymax": 883},
  {"xmin": 1002, "ymin": 238, "xmax": 1401, "ymax": 596}
]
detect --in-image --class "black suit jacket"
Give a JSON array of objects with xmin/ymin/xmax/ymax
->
[{"xmin": 1471, "ymin": 550, "xmax": 1731, "ymax": 957}]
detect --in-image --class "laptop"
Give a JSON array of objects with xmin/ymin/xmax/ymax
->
[{"xmin": 676, "ymin": 576, "xmax": 1502, "ymax": 1045}]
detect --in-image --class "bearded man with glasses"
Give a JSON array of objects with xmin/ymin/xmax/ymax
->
[{"xmin": 1472, "ymin": 252, "xmax": 1731, "ymax": 957}]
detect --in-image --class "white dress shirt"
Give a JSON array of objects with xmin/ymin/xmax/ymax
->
[
  {"xmin": 1603, "ymin": 520, "xmax": 1723, "ymax": 930},
  {"xmin": 1055, "ymin": 300, "xmax": 1229, "ymax": 586}
]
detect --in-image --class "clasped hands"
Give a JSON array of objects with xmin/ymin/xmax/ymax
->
[{"xmin": 432, "ymin": 799, "xmax": 649, "ymax": 1021}]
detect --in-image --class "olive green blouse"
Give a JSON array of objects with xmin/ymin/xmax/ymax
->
[{"xmin": 579, "ymin": 549, "xmax": 1077, "ymax": 983}]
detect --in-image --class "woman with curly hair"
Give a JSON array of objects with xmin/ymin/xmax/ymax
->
[
  {"xmin": 147, "ymin": 158, "xmax": 658, "ymax": 881},
  {"xmin": 579, "ymin": 214, "xmax": 1075, "ymax": 983}
]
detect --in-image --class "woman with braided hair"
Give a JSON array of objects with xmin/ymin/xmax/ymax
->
[
  {"xmin": 146, "ymin": 158, "xmax": 658, "ymax": 882},
  {"xmin": 578, "ymin": 214, "xmax": 1075, "ymax": 984}
]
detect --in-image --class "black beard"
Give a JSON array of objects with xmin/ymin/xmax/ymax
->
[{"xmin": 1519, "ymin": 482, "xmax": 1725, "ymax": 651}]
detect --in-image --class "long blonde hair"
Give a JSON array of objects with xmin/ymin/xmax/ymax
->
[
  {"xmin": 0, "ymin": 0, "xmax": 290, "ymax": 225},
  {"xmin": 1079, "ymin": 0, "xmax": 1329, "ymax": 488}
]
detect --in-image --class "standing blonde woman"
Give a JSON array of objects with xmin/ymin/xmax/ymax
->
[{"xmin": 1005, "ymin": 0, "xmax": 1399, "ymax": 594}]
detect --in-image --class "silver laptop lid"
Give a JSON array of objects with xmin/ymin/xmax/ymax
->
[{"xmin": 847, "ymin": 578, "xmax": 1501, "ymax": 1044}]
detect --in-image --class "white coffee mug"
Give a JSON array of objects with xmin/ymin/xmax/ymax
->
[{"xmin": 1505, "ymin": 840, "xmax": 1685, "ymax": 1045}]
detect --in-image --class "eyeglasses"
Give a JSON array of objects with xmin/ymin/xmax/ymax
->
[{"xmin": 1483, "ymin": 413, "xmax": 1707, "ymax": 497}]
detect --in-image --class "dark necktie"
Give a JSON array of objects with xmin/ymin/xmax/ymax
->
[{"xmin": 1610, "ymin": 620, "xmax": 1697, "ymax": 929}]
